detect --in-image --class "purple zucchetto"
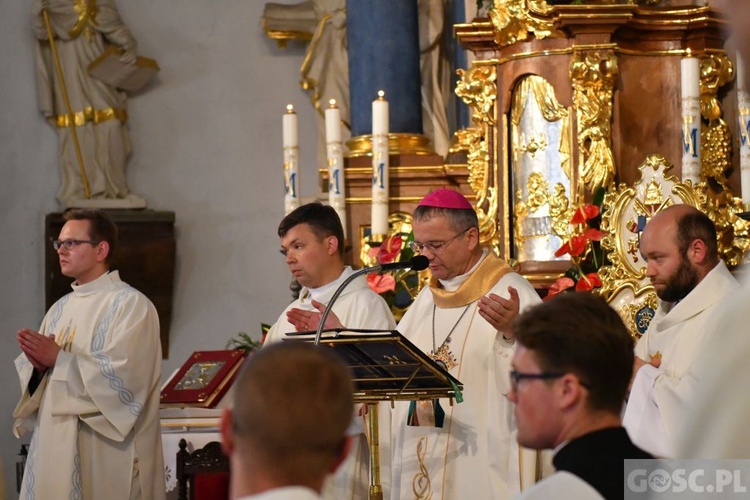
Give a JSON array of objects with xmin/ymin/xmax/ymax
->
[{"xmin": 417, "ymin": 188, "xmax": 473, "ymax": 210}]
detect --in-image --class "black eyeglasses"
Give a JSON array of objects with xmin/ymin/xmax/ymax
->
[
  {"xmin": 409, "ymin": 227, "xmax": 470, "ymax": 254},
  {"xmin": 53, "ymin": 239, "xmax": 99, "ymax": 251},
  {"xmin": 509, "ymin": 370, "xmax": 565, "ymax": 390}
]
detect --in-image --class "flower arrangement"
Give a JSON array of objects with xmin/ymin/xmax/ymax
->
[
  {"xmin": 365, "ymin": 232, "xmax": 425, "ymax": 320},
  {"xmin": 546, "ymin": 189, "xmax": 607, "ymax": 300}
]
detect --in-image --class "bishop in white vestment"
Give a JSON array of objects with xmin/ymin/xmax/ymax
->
[{"xmin": 390, "ymin": 189, "xmax": 542, "ymax": 499}]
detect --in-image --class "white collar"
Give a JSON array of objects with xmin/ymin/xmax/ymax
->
[{"xmin": 437, "ymin": 249, "xmax": 488, "ymax": 292}]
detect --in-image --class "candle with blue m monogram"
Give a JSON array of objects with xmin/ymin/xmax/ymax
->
[
  {"xmin": 283, "ymin": 104, "xmax": 300, "ymax": 215},
  {"xmin": 371, "ymin": 91, "xmax": 389, "ymax": 237},
  {"xmin": 680, "ymin": 50, "xmax": 701, "ymax": 184},
  {"xmin": 325, "ymin": 99, "xmax": 347, "ymax": 237}
]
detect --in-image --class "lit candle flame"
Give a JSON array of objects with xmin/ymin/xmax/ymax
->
[
  {"xmin": 286, "ymin": 104, "xmax": 294, "ymax": 113},
  {"xmin": 329, "ymin": 98, "xmax": 337, "ymax": 107},
  {"xmin": 377, "ymin": 90, "xmax": 385, "ymax": 99}
]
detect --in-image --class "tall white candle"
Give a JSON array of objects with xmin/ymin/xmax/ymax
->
[
  {"xmin": 325, "ymin": 99, "xmax": 347, "ymax": 237},
  {"xmin": 371, "ymin": 90, "xmax": 389, "ymax": 237},
  {"xmin": 738, "ymin": 52, "xmax": 750, "ymax": 204},
  {"xmin": 681, "ymin": 50, "xmax": 701, "ymax": 184},
  {"xmin": 283, "ymin": 104, "xmax": 300, "ymax": 215}
]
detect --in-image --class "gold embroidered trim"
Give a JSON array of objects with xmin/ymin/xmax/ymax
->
[
  {"xmin": 429, "ymin": 253, "xmax": 512, "ymax": 308},
  {"xmin": 412, "ymin": 437, "xmax": 432, "ymax": 499}
]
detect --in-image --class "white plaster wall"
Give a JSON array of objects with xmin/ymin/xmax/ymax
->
[{"xmin": 0, "ymin": 1, "xmax": 321, "ymax": 495}]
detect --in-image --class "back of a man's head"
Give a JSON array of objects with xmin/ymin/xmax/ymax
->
[
  {"xmin": 229, "ymin": 342, "xmax": 354, "ymax": 489},
  {"xmin": 513, "ymin": 293, "xmax": 634, "ymax": 414},
  {"xmin": 277, "ymin": 202, "xmax": 345, "ymax": 258}
]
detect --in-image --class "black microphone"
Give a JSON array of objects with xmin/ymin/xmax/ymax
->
[
  {"xmin": 313, "ymin": 255, "xmax": 430, "ymax": 344},
  {"xmin": 372, "ymin": 255, "xmax": 429, "ymax": 272}
]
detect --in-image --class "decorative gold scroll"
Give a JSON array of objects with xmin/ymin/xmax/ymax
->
[
  {"xmin": 455, "ymin": 65, "xmax": 500, "ymax": 253},
  {"xmin": 699, "ymin": 53, "xmax": 734, "ymax": 190},
  {"xmin": 488, "ymin": 0, "xmax": 561, "ymax": 48},
  {"xmin": 570, "ymin": 49, "xmax": 618, "ymax": 194},
  {"xmin": 455, "ymin": 66, "xmax": 497, "ymax": 127},
  {"xmin": 695, "ymin": 184, "xmax": 750, "ymax": 268}
]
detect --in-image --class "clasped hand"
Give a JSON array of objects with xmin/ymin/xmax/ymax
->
[{"xmin": 17, "ymin": 328, "xmax": 60, "ymax": 372}]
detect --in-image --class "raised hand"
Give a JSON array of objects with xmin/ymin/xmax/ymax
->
[
  {"xmin": 286, "ymin": 300, "xmax": 344, "ymax": 332},
  {"xmin": 478, "ymin": 286, "xmax": 520, "ymax": 338}
]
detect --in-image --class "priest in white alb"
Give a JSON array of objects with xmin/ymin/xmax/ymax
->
[
  {"xmin": 623, "ymin": 204, "xmax": 739, "ymax": 458},
  {"xmin": 14, "ymin": 209, "xmax": 164, "ymax": 499},
  {"xmin": 265, "ymin": 202, "xmax": 396, "ymax": 499}
]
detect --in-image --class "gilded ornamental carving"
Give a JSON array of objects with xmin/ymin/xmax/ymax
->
[
  {"xmin": 456, "ymin": 65, "xmax": 501, "ymax": 254},
  {"xmin": 570, "ymin": 49, "xmax": 618, "ymax": 193}
]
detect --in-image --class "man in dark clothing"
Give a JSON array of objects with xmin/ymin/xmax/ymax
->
[{"xmin": 510, "ymin": 293, "xmax": 652, "ymax": 500}]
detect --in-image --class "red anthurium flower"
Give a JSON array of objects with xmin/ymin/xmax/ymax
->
[
  {"xmin": 570, "ymin": 204, "xmax": 600, "ymax": 225},
  {"xmin": 555, "ymin": 235, "xmax": 588, "ymax": 257},
  {"xmin": 575, "ymin": 272, "xmax": 603, "ymax": 291},
  {"xmin": 584, "ymin": 228, "xmax": 604, "ymax": 242},
  {"xmin": 367, "ymin": 273, "xmax": 396, "ymax": 294},
  {"xmin": 377, "ymin": 235, "xmax": 403, "ymax": 264},
  {"xmin": 544, "ymin": 276, "xmax": 575, "ymax": 301}
]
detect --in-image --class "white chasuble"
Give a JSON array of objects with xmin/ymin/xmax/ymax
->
[
  {"xmin": 266, "ymin": 266, "xmax": 397, "ymax": 500},
  {"xmin": 623, "ymin": 261, "xmax": 739, "ymax": 458},
  {"xmin": 14, "ymin": 271, "xmax": 165, "ymax": 500},
  {"xmin": 391, "ymin": 252, "xmax": 542, "ymax": 499}
]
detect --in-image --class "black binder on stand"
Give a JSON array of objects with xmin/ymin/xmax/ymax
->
[
  {"xmin": 285, "ymin": 328, "xmax": 463, "ymax": 500},
  {"xmin": 285, "ymin": 328, "xmax": 463, "ymax": 402}
]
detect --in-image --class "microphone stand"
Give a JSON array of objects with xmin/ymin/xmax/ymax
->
[
  {"xmin": 313, "ymin": 255, "xmax": 428, "ymax": 345},
  {"xmin": 312, "ymin": 262, "xmax": 386, "ymax": 500},
  {"xmin": 311, "ymin": 255, "xmax": 427, "ymax": 500},
  {"xmin": 314, "ymin": 266, "xmax": 382, "ymax": 345}
]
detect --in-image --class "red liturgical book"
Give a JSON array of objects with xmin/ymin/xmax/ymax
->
[{"xmin": 160, "ymin": 350, "xmax": 247, "ymax": 408}]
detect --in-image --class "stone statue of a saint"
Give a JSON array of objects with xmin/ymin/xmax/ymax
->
[{"xmin": 32, "ymin": 0, "xmax": 148, "ymax": 208}]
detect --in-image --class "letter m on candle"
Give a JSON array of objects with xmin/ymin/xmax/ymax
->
[{"xmin": 683, "ymin": 127, "xmax": 699, "ymax": 157}]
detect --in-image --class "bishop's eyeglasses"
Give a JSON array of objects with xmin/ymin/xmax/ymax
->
[{"xmin": 409, "ymin": 227, "xmax": 470, "ymax": 254}]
